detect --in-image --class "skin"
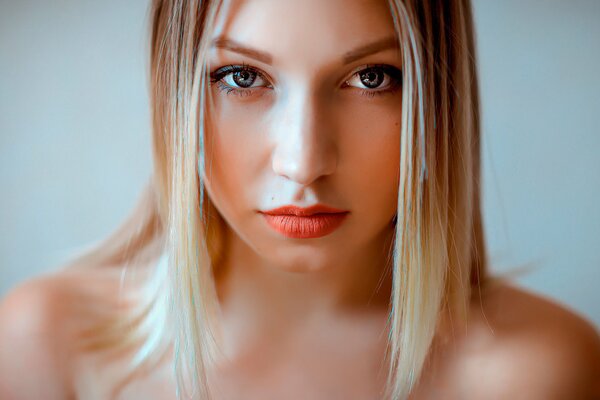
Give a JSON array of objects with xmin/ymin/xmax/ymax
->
[
  {"xmin": 202, "ymin": 0, "xmax": 400, "ymax": 364},
  {"xmin": 199, "ymin": 1, "xmax": 403, "ymax": 395},
  {"xmin": 0, "ymin": 0, "xmax": 599, "ymax": 399}
]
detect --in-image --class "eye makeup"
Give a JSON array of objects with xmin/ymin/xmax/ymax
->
[
  {"xmin": 209, "ymin": 63, "xmax": 271, "ymax": 98},
  {"xmin": 208, "ymin": 62, "xmax": 403, "ymax": 99},
  {"xmin": 343, "ymin": 63, "xmax": 403, "ymax": 98}
]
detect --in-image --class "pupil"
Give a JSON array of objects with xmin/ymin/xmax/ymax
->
[
  {"xmin": 233, "ymin": 70, "xmax": 256, "ymax": 88},
  {"xmin": 360, "ymin": 69, "xmax": 383, "ymax": 89}
]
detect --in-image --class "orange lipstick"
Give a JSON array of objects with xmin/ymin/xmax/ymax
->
[{"xmin": 259, "ymin": 204, "xmax": 349, "ymax": 239}]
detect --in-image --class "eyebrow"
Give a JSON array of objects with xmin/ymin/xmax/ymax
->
[{"xmin": 210, "ymin": 36, "xmax": 399, "ymax": 66}]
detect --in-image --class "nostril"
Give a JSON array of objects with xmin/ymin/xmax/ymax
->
[
  {"xmin": 272, "ymin": 154, "xmax": 332, "ymax": 187},
  {"xmin": 271, "ymin": 137, "xmax": 338, "ymax": 185}
]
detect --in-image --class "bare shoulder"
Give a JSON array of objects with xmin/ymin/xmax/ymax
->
[
  {"xmin": 0, "ymin": 274, "xmax": 78, "ymax": 399},
  {"xmin": 453, "ymin": 279, "xmax": 600, "ymax": 400},
  {"xmin": 0, "ymin": 267, "xmax": 135, "ymax": 400}
]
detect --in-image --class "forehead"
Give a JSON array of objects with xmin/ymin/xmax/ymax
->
[{"xmin": 211, "ymin": 0, "xmax": 397, "ymax": 68}]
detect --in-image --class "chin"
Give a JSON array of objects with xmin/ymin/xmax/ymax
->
[{"xmin": 262, "ymin": 245, "xmax": 339, "ymax": 274}]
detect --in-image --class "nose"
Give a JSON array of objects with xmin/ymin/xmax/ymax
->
[{"xmin": 271, "ymin": 88, "xmax": 337, "ymax": 186}]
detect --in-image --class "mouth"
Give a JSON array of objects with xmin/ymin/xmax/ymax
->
[{"xmin": 259, "ymin": 204, "xmax": 350, "ymax": 239}]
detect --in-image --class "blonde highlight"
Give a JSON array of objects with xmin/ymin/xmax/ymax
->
[{"xmin": 63, "ymin": 1, "xmax": 490, "ymax": 399}]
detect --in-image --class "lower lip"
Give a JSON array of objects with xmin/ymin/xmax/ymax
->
[{"xmin": 261, "ymin": 213, "xmax": 349, "ymax": 239}]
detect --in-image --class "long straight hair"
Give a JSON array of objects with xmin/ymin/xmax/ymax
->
[{"xmin": 66, "ymin": 0, "xmax": 489, "ymax": 399}]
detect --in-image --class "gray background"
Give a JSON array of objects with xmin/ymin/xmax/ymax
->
[{"xmin": 1, "ymin": 1, "xmax": 599, "ymax": 326}]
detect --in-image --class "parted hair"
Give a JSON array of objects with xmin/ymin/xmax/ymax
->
[{"xmin": 65, "ymin": 1, "xmax": 489, "ymax": 399}]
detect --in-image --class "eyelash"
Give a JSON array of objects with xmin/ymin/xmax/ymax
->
[
  {"xmin": 208, "ymin": 63, "xmax": 402, "ymax": 99},
  {"xmin": 209, "ymin": 63, "xmax": 266, "ymax": 98}
]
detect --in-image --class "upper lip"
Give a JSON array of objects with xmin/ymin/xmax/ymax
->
[{"xmin": 260, "ymin": 204, "xmax": 349, "ymax": 216}]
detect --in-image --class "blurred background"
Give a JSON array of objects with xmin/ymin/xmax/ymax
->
[{"xmin": 0, "ymin": 0, "xmax": 599, "ymax": 326}]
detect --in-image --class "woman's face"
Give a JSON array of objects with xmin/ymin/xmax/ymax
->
[{"xmin": 203, "ymin": 0, "xmax": 401, "ymax": 272}]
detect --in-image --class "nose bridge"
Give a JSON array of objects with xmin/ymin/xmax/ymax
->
[{"xmin": 271, "ymin": 85, "xmax": 337, "ymax": 186}]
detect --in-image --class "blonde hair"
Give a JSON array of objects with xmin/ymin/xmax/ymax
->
[{"xmin": 65, "ymin": 0, "xmax": 489, "ymax": 399}]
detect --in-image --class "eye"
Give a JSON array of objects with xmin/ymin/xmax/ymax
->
[
  {"xmin": 209, "ymin": 64, "xmax": 271, "ymax": 97},
  {"xmin": 343, "ymin": 64, "xmax": 402, "ymax": 97}
]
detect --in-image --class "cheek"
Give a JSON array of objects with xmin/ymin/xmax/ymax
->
[
  {"xmin": 337, "ymin": 101, "xmax": 401, "ymax": 211},
  {"xmin": 203, "ymin": 103, "xmax": 268, "ymax": 217}
]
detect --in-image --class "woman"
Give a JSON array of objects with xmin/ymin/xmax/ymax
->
[{"xmin": 1, "ymin": 0, "xmax": 599, "ymax": 399}]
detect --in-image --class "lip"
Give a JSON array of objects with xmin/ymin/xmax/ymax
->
[
  {"xmin": 259, "ymin": 204, "xmax": 350, "ymax": 239},
  {"xmin": 260, "ymin": 204, "xmax": 349, "ymax": 216}
]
